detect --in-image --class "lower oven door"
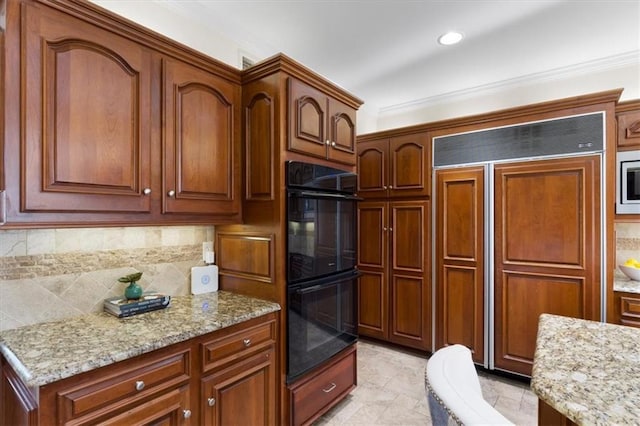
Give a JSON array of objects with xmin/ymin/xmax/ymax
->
[{"xmin": 287, "ymin": 269, "xmax": 359, "ymax": 382}]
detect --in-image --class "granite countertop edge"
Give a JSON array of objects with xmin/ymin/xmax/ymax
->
[
  {"xmin": 531, "ymin": 313, "xmax": 640, "ymax": 425},
  {"xmin": 0, "ymin": 291, "xmax": 280, "ymax": 388}
]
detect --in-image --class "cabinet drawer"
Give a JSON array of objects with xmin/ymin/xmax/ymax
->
[
  {"xmin": 56, "ymin": 349, "xmax": 190, "ymax": 422},
  {"xmin": 201, "ymin": 317, "xmax": 276, "ymax": 373},
  {"xmin": 290, "ymin": 345, "xmax": 356, "ymax": 426},
  {"xmin": 621, "ymin": 296, "xmax": 640, "ymax": 328}
]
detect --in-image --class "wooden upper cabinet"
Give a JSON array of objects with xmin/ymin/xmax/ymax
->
[
  {"xmin": 288, "ymin": 78, "xmax": 357, "ymax": 165},
  {"xmin": 162, "ymin": 58, "xmax": 241, "ymax": 216},
  {"xmin": 21, "ymin": 2, "xmax": 153, "ymax": 213},
  {"xmin": 3, "ymin": 0, "xmax": 243, "ymax": 226},
  {"xmin": 357, "ymin": 132, "xmax": 430, "ymax": 199},
  {"xmin": 617, "ymin": 101, "xmax": 640, "ymax": 149},
  {"xmin": 357, "ymin": 139, "xmax": 388, "ymax": 198}
]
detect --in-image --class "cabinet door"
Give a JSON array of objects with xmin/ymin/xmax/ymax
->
[
  {"xmin": 389, "ymin": 201, "xmax": 431, "ymax": 350},
  {"xmin": 100, "ymin": 385, "xmax": 191, "ymax": 426},
  {"xmin": 328, "ymin": 98, "xmax": 357, "ymax": 165},
  {"xmin": 357, "ymin": 202, "xmax": 388, "ymax": 339},
  {"xmin": 288, "ymin": 78, "xmax": 328, "ymax": 160},
  {"xmin": 388, "ymin": 133, "xmax": 431, "ymax": 198},
  {"xmin": 617, "ymin": 109, "xmax": 640, "ymax": 149},
  {"xmin": 1, "ymin": 356, "xmax": 37, "ymax": 426},
  {"xmin": 22, "ymin": 3, "xmax": 152, "ymax": 212},
  {"xmin": 494, "ymin": 155, "xmax": 600, "ymax": 376},
  {"xmin": 163, "ymin": 58, "xmax": 241, "ymax": 216},
  {"xmin": 201, "ymin": 350, "xmax": 275, "ymax": 426},
  {"xmin": 435, "ymin": 167, "xmax": 485, "ymax": 364},
  {"xmin": 357, "ymin": 139, "xmax": 389, "ymax": 199}
]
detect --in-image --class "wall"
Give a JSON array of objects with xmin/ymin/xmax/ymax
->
[
  {"xmin": 371, "ymin": 57, "xmax": 640, "ymax": 133},
  {"xmin": 0, "ymin": 226, "xmax": 213, "ymax": 331}
]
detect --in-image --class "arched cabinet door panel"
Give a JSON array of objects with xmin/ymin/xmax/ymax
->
[
  {"xmin": 22, "ymin": 3, "xmax": 152, "ymax": 213},
  {"xmin": 288, "ymin": 78, "xmax": 357, "ymax": 166},
  {"xmin": 162, "ymin": 58, "xmax": 241, "ymax": 216}
]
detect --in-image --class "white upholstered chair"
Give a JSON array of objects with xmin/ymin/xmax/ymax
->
[{"xmin": 424, "ymin": 344, "xmax": 514, "ymax": 426}]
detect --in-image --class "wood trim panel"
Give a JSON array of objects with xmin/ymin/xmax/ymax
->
[
  {"xmin": 216, "ymin": 232, "xmax": 275, "ymax": 284},
  {"xmin": 245, "ymin": 91, "xmax": 275, "ymax": 201}
]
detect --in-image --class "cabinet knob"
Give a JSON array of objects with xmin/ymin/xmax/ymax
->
[
  {"xmin": 243, "ymin": 338, "xmax": 251, "ymax": 347},
  {"xmin": 389, "ymin": 185, "xmax": 393, "ymax": 189},
  {"xmin": 135, "ymin": 380, "xmax": 145, "ymax": 391},
  {"xmin": 389, "ymin": 228, "xmax": 393, "ymax": 232},
  {"xmin": 143, "ymin": 188, "xmax": 151, "ymax": 195},
  {"xmin": 208, "ymin": 397, "xmax": 216, "ymax": 407},
  {"xmin": 331, "ymin": 141, "xmax": 336, "ymax": 147},
  {"xmin": 183, "ymin": 409, "xmax": 192, "ymax": 419},
  {"xmin": 325, "ymin": 140, "xmax": 331, "ymax": 146},
  {"xmin": 383, "ymin": 185, "xmax": 388, "ymax": 190},
  {"xmin": 167, "ymin": 190, "xmax": 176, "ymax": 197},
  {"xmin": 383, "ymin": 227, "xmax": 387, "ymax": 232}
]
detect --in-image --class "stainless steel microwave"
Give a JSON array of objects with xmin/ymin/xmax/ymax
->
[{"xmin": 617, "ymin": 150, "xmax": 640, "ymax": 214}]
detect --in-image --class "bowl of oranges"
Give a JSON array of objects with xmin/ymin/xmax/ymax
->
[{"xmin": 619, "ymin": 258, "xmax": 640, "ymax": 282}]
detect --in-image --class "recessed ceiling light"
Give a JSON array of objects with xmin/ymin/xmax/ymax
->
[{"xmin": 438, "ymin": 31, "xmax": 464, "ymax": 46}]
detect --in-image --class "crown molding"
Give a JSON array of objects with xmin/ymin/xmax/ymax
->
[{"xmin": 379, "ymin": 51, "xmax": 639, "ymax": 115}]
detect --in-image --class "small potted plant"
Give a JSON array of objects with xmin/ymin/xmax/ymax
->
[{"xmin": 118, "ymin": 272, "xmax": 144, "ymax": 300}]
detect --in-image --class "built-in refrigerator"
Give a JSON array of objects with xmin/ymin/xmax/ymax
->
[{"xmin": 432, "ymin": 112, "xmax": 606, "ymax": 376}]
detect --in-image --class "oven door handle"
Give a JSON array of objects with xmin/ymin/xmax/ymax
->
[
  {"xmin": 295, "ymin": 283, "xmax": 330, "ymax": 295},
  {"xmin": 288, "ymin": 190, "xmax": 362, "ymax": 201}
]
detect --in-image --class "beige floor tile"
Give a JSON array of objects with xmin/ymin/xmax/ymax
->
[{"xmin": 316, "ymin": 340, "xmax": 538, "ymax": 425}]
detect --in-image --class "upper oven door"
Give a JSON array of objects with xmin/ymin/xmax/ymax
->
[{"xmin": 287, "ymin": 190, "xmax": 358, "ymax": 283}]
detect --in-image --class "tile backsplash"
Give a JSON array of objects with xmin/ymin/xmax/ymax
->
[
  {"xmin": 0, "ymin": 226, "xmax": 213, "ymax": 331},
  {"xmin": 615, "ymin": 222, "xmax": 640, "ymax": 265}
]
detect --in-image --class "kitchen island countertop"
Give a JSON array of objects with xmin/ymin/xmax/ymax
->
[
  {"xmin": 0, "ymin": 291, "xmax": 280, "ymax": 388},
  {"xmin": 531, "ymin": 313, "xmax": 640, "ymax": 425}
]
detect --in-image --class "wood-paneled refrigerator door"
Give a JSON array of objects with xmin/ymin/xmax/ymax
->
[
  {"xmin": 493, "ymin": 155, "xmax": 601, "ymax": 376},
  {"xmin": 435, "ymin": 167, "xmax": 485, "ymax": 365}
]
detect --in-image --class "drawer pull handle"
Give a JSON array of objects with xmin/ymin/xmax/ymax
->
[
  {"xmin": 243, "ymin": 338, "xmax": 251, "ymax": 347},
  {"xmin": 208, "ymin": 397, "xmax": 216, "ymax": 406},
  {"xmin": 183, "ymin": 409, "xmax": 191, "ymax": 419},
  {"xmin": 322, "ymin": 382, "xmax": 337, "ymax": 393},
  {"xmin": 135, "ymin": 381, "xmax": 145, "ymax": 391}
]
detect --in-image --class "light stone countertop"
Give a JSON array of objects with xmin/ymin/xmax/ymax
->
[
  {"xmin": 613, "ymin": 269, "xmax": 640, "ymax": 294},
  {"xmin": 531, "ymin": 314, "xmax": 640, "ymax": 425},
  {"xmin": 0, "ymin": 291, "xmax": 280, "ymax": 388}
]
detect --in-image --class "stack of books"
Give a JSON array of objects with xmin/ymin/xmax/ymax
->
[{"xmin": 104, "ymin": 292, "xmax": 171, "ymax": 318}]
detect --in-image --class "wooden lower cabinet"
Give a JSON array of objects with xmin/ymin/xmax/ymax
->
[
  {"xmin": 0, "ymin": 313, "xmax": 278, "ymax": 426},
  {"xmin": 612, "ymin": 291, "xmax": 640, "ymax": 327},
  {"xmin": 288, "ymin": 345, "xmax": 356, "ymax": 426},
  {"xmin": 538, "ymin": 399, "xmax": 577, "ymax": 426},
  {"xmin": 0, "ymin": 355, "xmax": 38, "ymax": 426},
  {"xmin": 357, "ymin": 200, "xmax": 431, "ymax": 351}
]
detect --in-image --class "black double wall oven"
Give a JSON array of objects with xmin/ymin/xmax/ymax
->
[{"xmin": 286, "ymin": 161, "xmax": 360, "ymax": 382}]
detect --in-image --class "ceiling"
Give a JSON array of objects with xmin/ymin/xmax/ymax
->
[{"xmin": 155, "ymin": 1, "xmax": 639, "ymax": 115}]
